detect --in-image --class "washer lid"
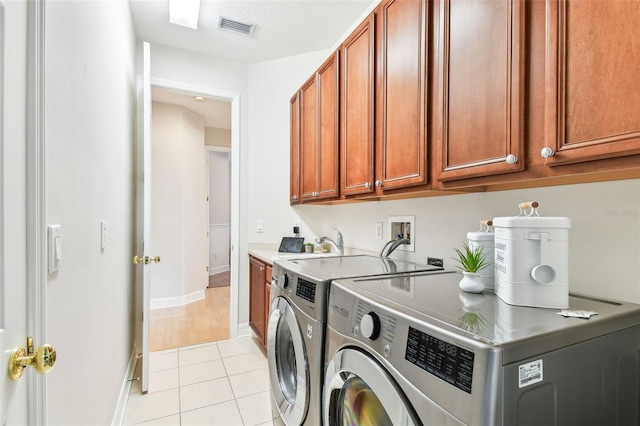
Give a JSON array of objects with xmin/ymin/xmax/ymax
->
[
  {"xmin": 275, "ymin": 255, "xmax": 442, "ymax": 282},
  {"xmin": 334, "ymin": 272, "xmax": 640, "ymax": 365}
]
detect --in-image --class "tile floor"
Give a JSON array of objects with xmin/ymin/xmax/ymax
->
[{"xmin": 123, "ymin": 337, "xmax": 276, "ymax": 425}]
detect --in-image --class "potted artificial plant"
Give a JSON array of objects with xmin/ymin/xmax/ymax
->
[
  {"xmin": 452, "ymin": 243, "xmax": 491, "ymax": 293},
  {"xmin": 304, "ymin": 242, "xmax": 314, "ymax": 253}
]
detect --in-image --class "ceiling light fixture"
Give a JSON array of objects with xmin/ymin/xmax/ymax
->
[
  {"xmin": 169, "ymin": 0, "xmax": 201, "ymax": 30},
  {"xmin": 193, "ymin": 96, "xmax": 206, "ymax": 103}
]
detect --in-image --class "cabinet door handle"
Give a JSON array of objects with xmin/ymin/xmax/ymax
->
[
  {"xmin": 374, "ymin": 180, "xmax": 382, "ymax": 187},
  {"xmin": 505, "ymin": 154, "xmax": 518, "ymax": 164},
  {"xmin": 540, "ymin": 147, "xmax": 555, "ymax": 158},
  {"xmin": 364, "ymin": 182, "xmax": 371, "ymax": 189}
]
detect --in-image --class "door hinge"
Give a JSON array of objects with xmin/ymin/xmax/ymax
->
[{"xmin": 206, "ymin": 266, "xmax": 209, "ymax": 272}]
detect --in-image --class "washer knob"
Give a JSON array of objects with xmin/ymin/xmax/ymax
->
[{"xmin": 360, "ymin": 312, "xmax": 381, "ymax": 340}]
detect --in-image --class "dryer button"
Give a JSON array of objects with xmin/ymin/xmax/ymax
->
[{"xmin": 383, "ymin": 344, "xmax": 391, "ymax": 358}]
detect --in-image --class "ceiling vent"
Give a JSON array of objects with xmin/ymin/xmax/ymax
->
[{"xmin": 218, "ymin": 17, "xmax": 256, "ymax": 37}]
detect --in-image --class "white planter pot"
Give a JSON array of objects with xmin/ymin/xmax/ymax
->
[{"xmin": 459, "ymin": 272, "xmax": 485, "ymax": 294}]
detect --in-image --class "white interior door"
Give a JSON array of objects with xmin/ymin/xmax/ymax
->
[
  {"xmin": 134, "ymin": 41, "xmax": 152, "ymax": 394},
  {"xmin": 2, "ymin": 0, "xmax": 41, "ymax": 423}
]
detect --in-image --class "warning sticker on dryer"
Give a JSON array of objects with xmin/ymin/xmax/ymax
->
[{"xmin": 518, "ymin": 359, "xmax": 543, "ymax": 388}]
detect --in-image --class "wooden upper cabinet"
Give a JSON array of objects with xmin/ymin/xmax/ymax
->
[
  {"xmin": 341, "ymin": 14, "xmax": 376, "ymax": 196},
  {"xmin": 375, "ymin": 0, "xmax": 429, "ymax": 191},
  {"xmin": 290, "ymin": 93, "xmax": 301, "ymax": 204},
  {"xmin": 435, "ymin": 0, "xmax": 526, "ymax": 183},
  {"xmin": 543, "ymin": 0, "xmax": 640, "ymax": 166},
  {"xmin": 300, "ymin": 52, "xmax": 340, "ymax": 202}
]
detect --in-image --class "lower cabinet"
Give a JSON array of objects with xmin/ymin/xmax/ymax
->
[{"xmin": 249, "ymin": 255, "xmax": 272, "ymax": 347}]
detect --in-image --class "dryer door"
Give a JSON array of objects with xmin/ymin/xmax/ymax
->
[
  {"xmin": 324, "ymin": 348, "xmax": 419, "ymax": 426},
  {"xmin": 267, "ymin": 296, "xmax": 309, "ymax": 425}
]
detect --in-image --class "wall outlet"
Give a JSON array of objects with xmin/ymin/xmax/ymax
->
[
  {"xmin": 375, "ymin": 222, "xmax": 383, "ymax": 240},
  {"xmin": 427, "ymin": 257, "xmax": 444, "ymax": 268}
]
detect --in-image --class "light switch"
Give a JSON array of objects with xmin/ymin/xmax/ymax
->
[
  {"xmin": 256, "ymin": 220, "xmax": 264, "ymax": 233},
  {"xmin": 101, "ymin": 220, "xmax": 107, "ymax": 250},
  {"xmin": 48, "ymin": 224, "xmax": 62, "ymax": 273}
]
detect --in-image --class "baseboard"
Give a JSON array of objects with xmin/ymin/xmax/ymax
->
[
  {"xmin": 151, "ymin": 289, "xmax": 205, "ymax": 310},
  {"xmin": 236, "ymin": 322, "xmax": 252, "ymax": 338},
  {"xmin": 111, "ymin": 347, "xmax": 138, "ymax": 426},
  {"xmin": 209, "ymin": 265, "xmax": 230, "ymax": 275}
]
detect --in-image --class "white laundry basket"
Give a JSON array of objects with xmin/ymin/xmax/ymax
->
[{"xmin": 493, "ymin": 202, "xmax": 571, "ymax": 309}]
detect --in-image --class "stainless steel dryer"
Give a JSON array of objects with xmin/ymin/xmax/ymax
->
[
  {"xmin": 324, "ymin": 271, "xmax": 640, "ymax": 425},
  {"xmin": 267, "ymin": 255, "xmax": 442, "ymax": 426}
]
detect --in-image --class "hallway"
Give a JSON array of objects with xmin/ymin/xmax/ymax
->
[{"xmin": 150, "ymin": 286, "xmax": 230, "ymax": 352}]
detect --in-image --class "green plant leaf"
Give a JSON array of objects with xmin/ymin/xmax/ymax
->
[{"xmin": 452, "ymin": 243, "xmax": 491, "ymax": 273}]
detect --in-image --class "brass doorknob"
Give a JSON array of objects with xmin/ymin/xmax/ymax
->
[
  {"xmin": 133, "ymin": 255, "xmax": 161, "ymax": 265},
  {"xmin": 10, "ymin": 337, "xmax": 56, "ymax": 380}
]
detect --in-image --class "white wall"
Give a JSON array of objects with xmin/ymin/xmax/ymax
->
[
  {"xmin": 206, "ymin": 127, "xmax": 231, "ymax": 148},
  {"xmin": 44, "ymin": 0, "xmax": 137, "ymax": 423},
  {"xmin": 209, "ymin": 150, "xmax": 231, "ymax": 275},
  {"xmin": 151, "ymin": 102, "xmax": 207, "ymax": 304}
]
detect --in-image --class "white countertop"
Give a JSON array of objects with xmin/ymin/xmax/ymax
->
[{"xmin": 248, "ymin": 249, "xmax": 336, "ymax": 265}]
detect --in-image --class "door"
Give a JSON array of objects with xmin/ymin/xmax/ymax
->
[
  {"xmin": 324, "ymin": 348, "xmax": 419, "ymax": 425},
  {"xmin": 2, "ymin": 0, "xmax": 47, "ymax": 423},
  {"xmin": 267, "ymin": 297, "xmax": 309, "ymax": 425},
  {"xmin": 134, "ymin": 41, "xmax": 152, "ymax": 393}
]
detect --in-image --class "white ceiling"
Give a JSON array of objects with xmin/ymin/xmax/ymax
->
[
  {"xmin": 152, "ymin": 87, "xmax": 232, "ymax": 129},
  {"xmin": 133, "ymin": 0, "xmax": 374, "ymax": 130},
  {"xmin": 128, "ymin": 0, "xmax": 374, "ymax": 64}
]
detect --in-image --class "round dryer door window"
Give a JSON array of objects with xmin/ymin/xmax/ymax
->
[
  {"xmin": 267, "ymin": 296, "xmax": 309, "ymax": 425},
  {"xmin": 324, "ymin": 348, "xmax": 418, "ymax": 426}
]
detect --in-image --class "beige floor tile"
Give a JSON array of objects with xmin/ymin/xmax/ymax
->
[
  {"xmin": 217, "ymin": 336, "xmax": 263, "ymax": 358},
  {"xmin": 228, "ymin": 367, "xmax": 271, "ymax": 398},
  {"xmin": 179, "ymin": 359, "xmax": 227, "ymax": 386},
  {"xmin": 180, "ymin": 377, "xmax": 235, "ymax": 412},
  {"xmin": 223, "ymin": 351, "xmax": 268, "ymax": 376},
  {"xmin": 133, "ymin": 414, "xmax": 181, "ymax": 425},
  {"xmin": 123, "ymin": 388, "xmax": 180, "ymax": 425},
  {"xmin": 179, "ymin": 344, "xmax": 221, "ymax": 367},
  {"xmin": 179, "ymin": 340, "xmax": 218, "ymax": 351},
  {"xmin": 149, "ymin": 350, "xmax": 179, "ymax": 372},
  {"xmin": 236, "ymin": 390, "xmax": 273, "ymax": 426},
  {"xmin": 149, "ymin": 368, "xmax": 179, "ymax": 393},
  {"xmin": 181, "ymin": 399, "xmax": 244, "ymax": 426}
]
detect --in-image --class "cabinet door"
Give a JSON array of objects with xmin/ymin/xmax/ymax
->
[
  {"xmin": 316, "ymin": 51, "xmax": 340, "ymax": 200},
  {"xmin": 376, "ymin": 0, "xmax": 428, "ymax": 191},
  {"xmin": 436, "ymin": 0, "xmax": 526, "ymax": 182},
  {"xmin": 248, "ymin": 256, "xmax": 266, "ymax": 344},
  {"xmin": 290, "ymin": 93, "xmax": 301, "ymax": 204},
  {"xmin": 299, "ymin": 75, "xmax": 318, "ymax": 202},
  {"xmin": 543, "ymin": 0, "xmax": 640, "ymax": 166},
  {"xmin": 341, "ymin": 14, "xmax": 376, "ymax": 196}
]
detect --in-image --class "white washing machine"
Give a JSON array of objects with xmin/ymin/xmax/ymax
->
[
  {"xmin": 267, "ymin": 255, "xmax": 442, "ymax": 425},
  {"xmin": 324, "ymin": 271, "xmax": 640, "ymax": 425}
]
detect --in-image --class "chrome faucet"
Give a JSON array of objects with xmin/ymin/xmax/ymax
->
[
  {"xmin": 380, "ymin": 234, "xmax": 410, "ymax": 258},
  {"xmin": 316, "ymin": 227, "xmax": 344, "ymax": 256}
]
